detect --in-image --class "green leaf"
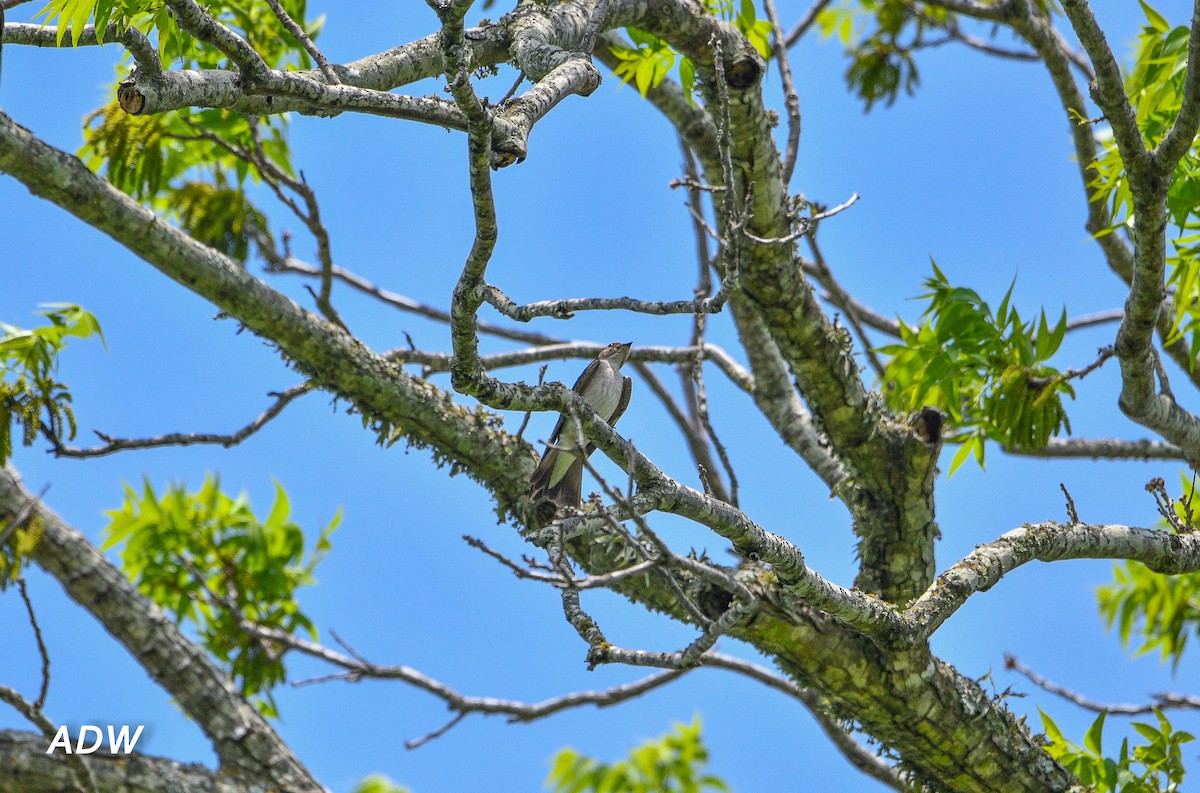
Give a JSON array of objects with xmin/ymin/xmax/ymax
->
[
  {"xmin": 679, "ymin": 57, "xmax": 696, "ymax": 104},
  {"xmin": 101, "ymin": 475, "xmax": 338, "ymax": 716},
  {"xmin": 1140, "ymin": 0, "xmax": 1170, "ymax": 34},
  {"xmin": 1084, "ymin": 712, "xmax": 1106, "ymax": 756}
]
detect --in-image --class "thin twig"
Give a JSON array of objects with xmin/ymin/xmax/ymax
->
[
  {"xmin": 262, "ymin": 0, "xmax": 340, "ymax": 83},
  {"xmin": 1004, "ymin": 654, "xmax": 1199, "ymax": 715},
  {"xmin": 762, "ymin": 0, "xmax": 801, "ymax": 184},
  {"xmin": 50, "ymin": 383, "xmax": 313, "ymax": 458},
  {"xmin": 0, "ymin": 685, "xmax": 98, "ymax": 793},
  {"xmin": 1059, "ymin": 483, "xmax": 1080, "ymax": 525},
  {"xmin": 463, "ymin": 533, "xmax": 658, "ymax": 589},
  {"xmin": 16, "ymin": 579, "xmax": 50, "ymax": 708},
  {"xmin": 784, "ymin": 0, "xmax": 834, "ymax": 47}
]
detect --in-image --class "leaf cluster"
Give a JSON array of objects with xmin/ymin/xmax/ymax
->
[
  {"xmin": 0, "ymin": 304, "xmax": 104, "ymax": 467},
  {"xmin": 37, "ymin": 0, "xmax": 323, "ymax": 70},
  {"xmin": 547, "ymin": 718, "xmax": 729, "ymax": 793},
  {"xmin": 0, "ymin": 514, "xmax": 44, "ymax": 589},
  {"xmin": 102, "ymin": 475, "xmax": 338, "ymax": 716},
  {"xmin": 352, "ymin": 775, "xmax": 412, "ymax": 793},
  {"xmin": 1090, "ymin": 2, "xmax": 1200, "ymax": 362},
  {"xmin": 39, "ymin": 0, "xmax": 320, "ymax": 265},
  {"xmin": 611, "ymin": 0, "xmax": 771, "ymax": 102},
  {"xmin": 1041, "ymin": 710, "xmax": 1193, "ymax": 792},
  {"xmin": 1099, "ymin": 560, "xmax": 1200, "ymax": 670},
  {"xmin": 879, "ymin": 264, "xmax": 1072, "ymax": 472},
  {"xmin": 1094, "ymin": 474, "xmax": 1200, "ymax": 668},
  {"xmin": 815, "ymin": 0, "xmax": 951, "ymax": 110},
  {"xmin": 80, "ymin": 104, "xmax": 283, "ymax": 263}
]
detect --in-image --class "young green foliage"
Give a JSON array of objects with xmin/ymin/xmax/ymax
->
[
  {"xmin": 102, "ymin": 475, "xmax": 339, "ymax": 717},
  {"xmin": 80, "ymin": 105, "xmax": 281, "ymax": 264},
  {"xmin": 1041, "ymin": 709, "xmax": 1194, "ymax": 792},
  {"xmin": 612, "ymin": 0, "xmax": 770, "ymax": 101},
  {"xmin": 610, "ymin": 28, "xmax": 679, "ymax": 98},
  {"xmin": 1089, "ymin": 2, "xmax": 1200, "ymax": 362},
  {"xmin": 0, "ymin": 304, "xmax": 104, "ymax": 467},
  {"xmin": 352, "ymin": 775, "xmax": 412, "ymax": 793},
  {"xmin": 1096, "ymin": 474, "xmax": 1200, "ymax": 669},
  {"xmin": 39, "ymin": 0, "xmax": 321, "ymax": 265},
  {"xmin": 815, "ymin": 0, "xmax": 951, "ymax": 110},
  {"xmin": 0, "ymin": 514, "xmax": 44, "ymax": 589},
  {"xmin": 547, "ymin": 717, "xmax": 730, "ymax": 793},
  {"xmin": 1098, "ymin": 559, "xmax": 1200, "ymax": 670},
  {"xmin": 37, "ymin": 0, "xmax": 323, "ymax": 69},
  {"xmin": 878, "ymin": 263, "xmax": 1072, "ymax": 472}
]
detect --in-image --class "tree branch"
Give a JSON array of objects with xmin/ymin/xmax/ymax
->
[
  {"xmin": 1003, "ymin": 436, "xmax": 1185, "ymax": 461},
  {"xmin": 0, "ymin": 730, "xmax": 244, "ymax": 793},
  {"xmin": 48, "ymin": 383, "xmax": 313, "ymax": 458}
]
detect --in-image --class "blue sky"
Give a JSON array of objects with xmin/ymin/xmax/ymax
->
[{"xmin": 1, "ymin": 1, "xmax": 1198, "ymax": 791}]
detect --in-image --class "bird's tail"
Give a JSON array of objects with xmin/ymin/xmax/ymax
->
[{"xmin": 529, "ymin": 451, "xmax": 582, "ymax": 509}]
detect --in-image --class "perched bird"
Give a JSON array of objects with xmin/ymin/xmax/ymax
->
[{"xmin": 529, "ymin": 342, "xmax": 633, "ymax": 510}]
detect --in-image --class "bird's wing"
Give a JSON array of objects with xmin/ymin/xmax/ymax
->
[
  {"xmin": 580, "ymin": 376, "xmax": 633, "ymax": 459},
  {"xmin": 570, "ymin": 359, "xmax": 603, "ymax": 392},
  {"xmin": 609, "ymin": 376, "xmax": 633, "ymax": 427},
  {"xmin": 541, "ymin": 359, "xmax": 602, "ymax": 452}
]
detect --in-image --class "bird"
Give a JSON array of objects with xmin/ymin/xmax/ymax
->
[{"xmin": 528, "ymin": 342, "xmax": 633, "ymax": 510}]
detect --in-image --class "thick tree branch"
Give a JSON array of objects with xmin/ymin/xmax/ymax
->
[
  {"xmin": 0, "ymin": 109, "xmax": 535, "ymax": 518},
  {"xmin": 0, "ymin": 688, "xmax": 96, "ymax": 793},
  {"xmin": 0, "ymin": 730, "xmax": 244, "ymax": 793},
  {"xmin": 1003, "ymin": 437, "xmax": 1185, "ymax": 461},
  {"xmin": 2, "ymin": 21, "xmax": 160, "ymax": 75}
]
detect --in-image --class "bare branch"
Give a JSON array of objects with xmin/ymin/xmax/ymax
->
[
  {"xmin": 687, "ymin": 320, "xmax": 740, "ymax": 506},
  {"xmin": 243, "ymin": 620, "xmax": 687, "ymax": 748},
  {"xmin": 482, "ymin": 283, "xmax": 730, "ymax": 320},
  {"xmin": 387, "ymin": 342, "xmax": 754, "ymax": 395},
  {"xmin": 946, "ymin": 28, "xmax": 1039, "ymax": 62},
  {"xmin": 2, "ymin": 21, "xmax": 160, "ymax": 75},
  {"xmin": 1066, "ymin": 308, "xmax": 1123, "ymax": 332},
  {"xmin": 0, "ymin": 687, "xmax": 97, "ymax": 793},
  {"xmin": 806, "ymin": 237, "xmax": 886, "ymax": 379},
  {"xmin": 632, "ymin": 361, "xmax": 732, "ymax": 503},
  {"xmin": 463, "ymin": 533, "xmax": 658, "ymax": 589},
  {"xmin": 262, "ymin": 0, "xmax": 339, "ymax": 84},
  {"xmin": 1004, "ymin": 654, "xmax": 1200, "ymax": 715},
  {"xmin": 784, "ymin": 0, "xmax": 833, "ymax": 48},
  {"xmin": 1003, "ymin": 437, "xmax": 1185, "ymax": 461},
  {"xmin": 762, "ymin": 0, "xmax": 801, "ymax": 184},
  {"xmin": 15, "ymin": 579, "xmax": 50, "ymax": 709},
  {"xmin": 50, "ymin": 383, "xmax": 313, "ymax": 458}
]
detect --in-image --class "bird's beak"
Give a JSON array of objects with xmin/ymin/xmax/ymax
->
[{"xmin": 619, "ymin": 342, "xmax": 633, "ymax": 365}]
